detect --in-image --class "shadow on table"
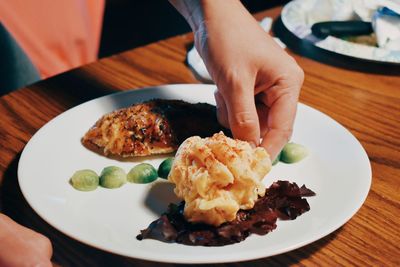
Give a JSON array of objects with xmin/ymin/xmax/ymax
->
[
  {"xmin": 273, "ymin": 16, "xmax": 400, "ymax": 75},
  {"xmin": 1, "ymin": 154, "xmax": 341, "ymax": 267},
  {"xmin": 27, "ymin": 68, "xmax": 118, "ymax": 105}
]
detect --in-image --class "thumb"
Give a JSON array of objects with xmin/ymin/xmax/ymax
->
[{"xmin": 218, "ymin": 78, "xmax": 260, "ymax": 146}]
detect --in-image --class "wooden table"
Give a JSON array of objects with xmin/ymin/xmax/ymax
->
[{"xmin": 1, "ymin": 7, "xmax": 399, "ymax": 267}]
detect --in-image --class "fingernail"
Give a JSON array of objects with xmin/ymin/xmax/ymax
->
[{"xmin": 250, "ymin": 142, "xmax": 257, "ymax": 148}]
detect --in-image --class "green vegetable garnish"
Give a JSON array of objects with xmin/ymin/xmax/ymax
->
[
  {"xmin": 280, "ymin": 143, "xmax": 308, "ymax": 163},
  {"xmin": 99, "ymin": 166, "xmax": 127, "ymax": 188},
  {"xmin": 70, "ymin": 169, "xmax": 99, "ymax": 191},
  {"xmin": 158, "ymin": 157, "xmax": 174, "ymax": 179},
  {"xmin": 128, "ymin": 163, "xmax": 158, "ymax": 184}
]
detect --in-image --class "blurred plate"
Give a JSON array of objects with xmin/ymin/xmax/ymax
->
[
  {"xmin": 18, "ymin": 84, "xmax": 371, "ymax": 264},
  {"xmin": 281, "ymin": 0, "xmax": 400, "ymax": 64}
]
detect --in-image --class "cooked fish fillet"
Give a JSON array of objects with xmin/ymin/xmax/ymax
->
[{"xmin": 82, "ymin": 99, "xmax": 228, "ymax": 157}]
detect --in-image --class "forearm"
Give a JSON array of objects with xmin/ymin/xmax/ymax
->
[
  {"xmin": 169, "ymin": 0, "xmax": 248, "ymax": 32},
  {"xmin": 169, "ymin": 0, "xmax": 261, "ymax": 63}
]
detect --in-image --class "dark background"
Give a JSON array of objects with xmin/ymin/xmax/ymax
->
[{"xmin": 99, "ymin": 0, "xmax": 289, "ymax": 58}]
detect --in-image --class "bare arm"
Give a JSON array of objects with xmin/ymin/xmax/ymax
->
[
  {"xmin": 170, "ymin": 0, "xmax": 304, "ymax": 159},
  {"xmin": 0, "ymin": 213, "xmax": 52, "ymax": 267}
]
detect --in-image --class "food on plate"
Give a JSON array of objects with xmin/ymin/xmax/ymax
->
[
  {"xmin": 81, "ymin": 99, "xmax": 228, "ymax": 158},
  {"xmin": 137, "ymin": 180, "xmax": 315, "ymax": 246},
  {"xmin": 280, "ymin": 143, "xmax": 309, "ymax": 164},
  {"xmin": 137, "ymin": 133, "xmax": 315, "ymax": 246},
  {"xmin": 168, "ymin": 132, "xmax": 271, "ymax": 226},
  {"xmin": 69, "ymin": 159, "xmax": 171, "ymax": 191},
  {"xmin": 272, "ymin": 143, "xmax": 308, "ymax": 165},
  {"xmin": 342, "ymin": 34, "xmax": 377, "ymax": 47},
  {"xmin": 99, "ymin": 166, "xmax": 127, "ymax": 189},
  {"xmin": 158, "ymin": 157, "xmax": 174, "ymax": 179},
  {"xmin": 127, "ymin": 163, "xmax": 158, "ymax": 184},
  {"xmin": 69, "ymin": 169, "xmax": 99, "ymax": 191}
]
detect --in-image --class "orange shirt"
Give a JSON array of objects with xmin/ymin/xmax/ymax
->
[{"xmin": 0, "ymin": 0, "xmax": 104, "ymax": 78}]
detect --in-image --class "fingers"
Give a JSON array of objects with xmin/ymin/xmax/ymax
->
[
  {"xmin": 255, "ymin": 96, "xmax": 270, "ymax": 137},
  {"xmin": 255, "ymin": 62, "xmax": 303, "ymax": 160},
  {"xmin": 217, "ymin": 77, "xmax": 260, "ymax": 147},
  {"xmin": 214, "ymin": 90, "xmax": 229, "ymax": 128},
  {"xmin": 261, "ymin": 128, "xmax": 292, "ymax": 160},
  {"xmin": 259, "ymin": 85, "xmax": 299, "ymax": 159}
]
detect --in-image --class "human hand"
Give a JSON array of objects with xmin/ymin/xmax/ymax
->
[
  {"xmin": 0, "ymin": 213, "xmax": 53, "ymax": 267},
  {"xmin": 196, "ymin": 1, "xmax": 303, "ymax": 160},
  {"xmin": 170, "ymin": 0, "xmax": 304, "ymax": 160}
]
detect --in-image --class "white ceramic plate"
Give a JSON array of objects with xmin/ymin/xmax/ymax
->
[
  {"xmin": 18, "ymin": 84, "xmax": 371, "ymax": 264},
  {"xmin": 281, "ymin": 0, "xmax": 400, "ymax": 64}
]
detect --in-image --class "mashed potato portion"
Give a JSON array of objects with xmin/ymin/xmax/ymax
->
[{"xmin": 168, "ymin": 132, "xmax": 271, "ymax": 226}]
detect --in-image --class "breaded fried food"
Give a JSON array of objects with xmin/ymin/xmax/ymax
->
[
  {"xmin": 168, "ymin": 132, "xmax": 272, "ymax": 226},
  {"xmin": 81, "ymin": 99, "xmax": 227, "ymax": 157}
]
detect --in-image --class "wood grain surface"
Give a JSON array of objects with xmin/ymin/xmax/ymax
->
[{"xmin": 1, "ymin": 7, "xmax": 399, "ymax": 267}]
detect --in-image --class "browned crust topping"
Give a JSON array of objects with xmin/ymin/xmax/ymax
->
[{"xmin": 81, "ymin": 99, "xmax": 229, "ymax": 157}]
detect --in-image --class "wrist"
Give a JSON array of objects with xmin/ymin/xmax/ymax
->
[
  {"xmin": 169, "ymin": 0, "xmax": 243, "ymax": 32},
  {"xmin": 169, "ymin": 0, "xmax": 203, "ymax": 31}
]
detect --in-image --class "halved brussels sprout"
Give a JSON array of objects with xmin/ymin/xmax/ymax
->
[
  {"xmin": 70, "ymin": 169, "xmax": 99, "ymax": 191},
  {"xmin": 128, "ymin": 163, "xmax": 158, "ymax": 184},
  {"xmin": 280, "ymin": 143, "xmax": 308, "ymax": 163},
  {"xmin": 158, "ymin": 157, "xmax": 174, "ymax": 179},
  {"xmin": 99, "ymin": 166, "xmax": 127, "ymax": 189}
]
